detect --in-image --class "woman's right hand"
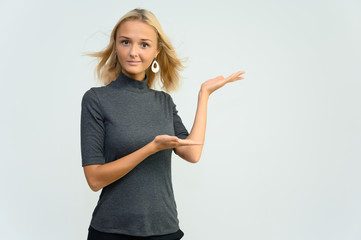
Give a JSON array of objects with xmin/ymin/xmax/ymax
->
[{"xmin": 151, "ymin": 135, "xmax": 203, "ymax": 153}]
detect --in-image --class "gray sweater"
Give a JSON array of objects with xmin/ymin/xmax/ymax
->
[{"xmin": 80, "ymin": 71, "xmax": 189, "ymax": 236}]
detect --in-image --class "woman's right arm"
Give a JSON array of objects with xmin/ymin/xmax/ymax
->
[
  {"xmin": 83, "ymin": 135, "xmax": 202, "ymax": 192},
  {"xmin": 83, "ymin": 141, "xmax": 157, "ymax": 192}
]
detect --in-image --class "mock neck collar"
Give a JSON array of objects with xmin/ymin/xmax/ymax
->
[{"xmin": 111, "ymin": 71, "xmax": 150, "ymax": 93}]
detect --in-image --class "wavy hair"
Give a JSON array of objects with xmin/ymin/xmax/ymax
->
[{"xmin": 82, "ymin": 8, "xmax": 187, "ymax": 93}]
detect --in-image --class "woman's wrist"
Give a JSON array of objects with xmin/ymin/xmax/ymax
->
[
  {"xmin": 146, "ymin": 140, "xmax": 159, "ymax": 155},
  {"xmin": 199, "ymin": 87, "xmax": 210, "ymax": 100}
]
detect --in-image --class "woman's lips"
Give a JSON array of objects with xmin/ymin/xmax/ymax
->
[{"xmin": 128, "ymin": 61, "xmax": 141, "ymax": 65}]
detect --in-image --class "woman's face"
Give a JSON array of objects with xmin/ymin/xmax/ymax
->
[{"xmin": 115, "ymin": 20, "xmax": 160, "ymax": 81}]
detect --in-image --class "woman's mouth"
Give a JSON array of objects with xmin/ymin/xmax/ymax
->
[{"xmin": 128, "ymin": 61, "xmax": 141, "ymax": 65}]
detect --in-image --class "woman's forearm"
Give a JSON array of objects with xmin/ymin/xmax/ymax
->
[
  {"xmin": 175, "ymin": 88, "xmax": 209, "ymax": 163},
  {"xmin": 84, "ymin": 141, "xmax": 158, "ymax": 192}
]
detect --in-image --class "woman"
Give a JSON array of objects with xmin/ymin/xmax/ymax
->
[{"xmin": 81, "ymin": 8, "xmax": 245, "ymax": 240}]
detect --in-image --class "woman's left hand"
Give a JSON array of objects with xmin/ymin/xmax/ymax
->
[{"xmin": 200, "ymin": 70, "xmax": 246, "ymax": 96}]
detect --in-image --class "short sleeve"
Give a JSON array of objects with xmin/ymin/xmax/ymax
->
[
  {"xmin": 168, "ymin": 95, "xmax": 190, "ymax": 140},
  {"xmin": 80, "ymin": 89, "xmax": 106, "ymax": 167}
]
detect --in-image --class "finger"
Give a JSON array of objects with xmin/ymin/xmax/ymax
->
[
  {"xmin": 178, "ymin": 139, "xmax": 204, "ymax": 145},
  {"xmin": 229, "ymin": 70, "xmax": 246, "ymax": 81},
  {"xmin": 185, "ymin": 142, "xmax": 204, "ymax": 145},
  {"xmin": 172, "ymin": 136, "xmax": 179, "ymax": 141},
  {"xmin": 177, "ymin": 142, "xmax": 204, "ymax": 147},
  {"xmin": 225, "ymin": 76, "xmax": 244, "ymax": 84},
  {"xmin": 233, "ymin": 71, "xmax": 246, "ymax": 78},
  {"xmin": 225, "ymin": 73, "xmax": 240, "ymax": 82},
  {"xmin": 225, "ymin": 70, "xmax": 244, "ymax": 81},
  {"xmin": 166, "ymin": 135, "xmax": 179, "ymax": 141},
  {"xmin": 233, "ymin": 76, "xmax": 245, "ymax": 81},
  {"xmin": 234, "ymin": 71, "xmax": 246, "ymax": 79}
]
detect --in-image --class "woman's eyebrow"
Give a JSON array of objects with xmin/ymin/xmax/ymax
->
[{"xmin": 118, "ymin": 36, "xmax": 153, "ymax": 42}]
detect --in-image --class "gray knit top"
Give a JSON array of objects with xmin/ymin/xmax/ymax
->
[{"xmin": 80, "ymin": 71, "xmax": 189, "ymax": 236}]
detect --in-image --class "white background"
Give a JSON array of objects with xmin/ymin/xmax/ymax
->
[{"xmin": 1, "ymin": 0, "xmax": 360, "ymax": 239}]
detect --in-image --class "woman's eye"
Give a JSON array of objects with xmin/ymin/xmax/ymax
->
[
  {"xmin": 121, "ymin": 40, "xmax": 129, "ymax": 45},
  {"xmin": 141, "ymin": 43, "xmax": 149, "ymax": 48}
]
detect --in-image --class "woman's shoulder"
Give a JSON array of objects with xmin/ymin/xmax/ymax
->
[
  {"xmin": 80, "ymin": 86, "xmax": 111, "ymax": 109},
  {"xmin": 154, "ymin": 90, "xmax": 178, "ymax": 109},
  {"xmin": 81, "ymin": 86, "xmax": 102, "ymax": 99},
  {"xmin": 151, "ymin": 89, "xmax": 172, "ymax": 98},
  {"xmin": 82, "ymin": 84, "xmax": 117, "ymax": 99}
]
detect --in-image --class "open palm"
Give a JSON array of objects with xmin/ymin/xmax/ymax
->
[
  {"xmin": 201, "ymin": 70, "xmax": 246, "ymax": 96},
  {"xmin": 153, "ymin": 135, "xmax": 203, "ymax": 152}
]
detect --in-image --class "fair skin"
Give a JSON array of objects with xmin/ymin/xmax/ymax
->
[
  {"xmin": 83, "ymin": 20, "xmax": 246, "ymax": 192},
  {"xmin": 115, "ymin": 20, "xmax": 160, "ymax": 81}
]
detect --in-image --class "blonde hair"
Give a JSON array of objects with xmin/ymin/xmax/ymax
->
[{"xmin": 83, "ymin": 8, "xmax": 187, "ymax": 93}]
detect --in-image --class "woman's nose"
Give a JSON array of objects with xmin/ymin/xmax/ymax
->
[{"xmin": 129, "ymin": 45, "xmax": 139, "ymax": 57}]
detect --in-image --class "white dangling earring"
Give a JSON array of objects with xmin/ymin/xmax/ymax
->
[{"xmin": 151, "ymin": 58, "xmax": 160, "ymax": 73}]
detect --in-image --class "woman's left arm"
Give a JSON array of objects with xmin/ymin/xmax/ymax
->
[{"xmin": 175, "ymin": 70, "xmax": 246, "ymax": 163}]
